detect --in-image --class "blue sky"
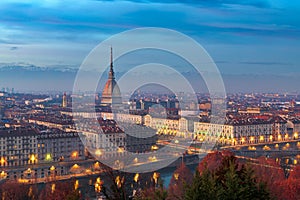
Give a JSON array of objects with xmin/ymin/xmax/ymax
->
[{"xmin": 0, "ymin": 0, "xmax": 300, "ymax": 92}]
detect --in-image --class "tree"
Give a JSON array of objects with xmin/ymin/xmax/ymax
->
[
  {"xmin": 185, "ymin": 151, "xmax": 271, "ymax": 200},
  {"xmin": 38, "ymin": 180, "xmax": 81, "ymax": 200},
  {"xmin": 167, "ymin": 163, "xmax": 193, "ymax": 200},
  {"xmin": 185, "ymin": 168, "xmax": 220, "ymax": 200},
  {"xmin": 0, "ymin": 181, "xmax": 37, "ymax": 200},
  {"xmin": 134, "ymin": 173, "xmax": 167, "ymax": 200},
  {"xmin": 251, "ymin": 157, "xmax": 285, "ymax": 188},
  {"xmin": 271, "ymin": 165, "xmax": 300, "ymax": 200}
]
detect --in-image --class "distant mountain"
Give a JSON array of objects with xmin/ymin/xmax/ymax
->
[
  {"xmin": 0, "ymin": 63, "xmax": 78, "ymax": 72},
  {"xmin": 0, "ymin": 64, "xmax": 78, "ymax": 92},
  {"xmin": 0, "ymin": 63, "xmax": 299, "ymax": 94}
]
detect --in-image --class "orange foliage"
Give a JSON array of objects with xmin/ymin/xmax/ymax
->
[
  {"xmin": 251, "ymin": 157, "xmax": 285, "ymax": 188},
  {"xmin": 167, "ymin": 163, "xmax": 193, "ymax": 200},
  {"xmin": 198, "ymin": 150, "xmax": 235, "ymax": 173}
]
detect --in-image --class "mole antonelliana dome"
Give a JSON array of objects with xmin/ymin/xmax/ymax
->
[{"xmin": 101, "ymin": 47, "xmax": 122, "ymax": 107}]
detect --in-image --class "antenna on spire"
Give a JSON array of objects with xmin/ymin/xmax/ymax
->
[
  {"xmin": 110, "ymin": 46, "xmax": 113, "ymax": 68},
  {"xmin": 108, "ymin": 46, "xmax": 115, "ymax": 79}
]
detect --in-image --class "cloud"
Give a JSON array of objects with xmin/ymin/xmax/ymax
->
[
  {"xmin": 9, "ymin": 46, "xmax": 18, "ymax": 51},
  {"xmin": 0, "ymin": 0, "xmax": 299, "ymax": 73},
  {"xmin": 239, "ymin": 61, "xmax": 292, "ymax": 66},
  {"xmin": 98, "ymin": 0, "xmax": 271, "ymax": 8}
]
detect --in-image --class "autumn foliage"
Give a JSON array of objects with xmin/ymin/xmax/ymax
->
[
  {"xmin": 167, "ymin": 163, "xmax": 193, "ymax": 200},
  {"xmin": 1, "ymin": 152, "xmax": 300, "ymax": 200}
]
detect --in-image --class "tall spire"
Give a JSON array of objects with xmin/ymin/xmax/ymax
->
[{"xmin": 108, "ymin": 46, "xmax": 114, "ymax": 80}]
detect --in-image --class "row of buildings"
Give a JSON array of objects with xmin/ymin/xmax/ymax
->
[
  {"xmin": 0, "ymin": 122, "xmax": 87, "ymax": 180},
  {"xmin": 66, "ymin": 109, "xmax": 292, "ymax": 146}
]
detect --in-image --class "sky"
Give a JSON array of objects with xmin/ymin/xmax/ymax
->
[{"xmin": 0, "ymin": 0, "xmax": 300, "ymax": 93}]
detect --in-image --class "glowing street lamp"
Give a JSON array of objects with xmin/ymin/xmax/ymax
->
[
  {"xmin": 51, "ymin": 183, "xmax": 55, "ymax": 193},
  {"xmin": 174, "ymin": 173, "xmax": 179, "ymax": 180},
  {"xmin": 294, "ymin": 132, "xmax": 298, "ymax": 139},
  {"xmin": 153, "ymin": 172, "xmax": 159, "ymax": 185},
  {"xmin": 134, "ymin": 173, "xmax": 139, "ymax": 183},
  {"xmin": 115, "ymin": 176, "xmax": 123, "ymax": 188},
  {"xmin": 94, "ymin": 162, "xmax": 100, "ymax": 170},
  {"xmin": 263, "ymin": 145, "xmax": 271, "ymax": 151},
  {"xmin": 285, "ymin": 134, "xmax": 289, "ymax": 140},
  {"xmin": 50, "ymin": 166, "xmax": 55, "ymax": 171},
  {"xmin": 74, "ymin": 180, "xmax": 79, "ymax": 190},
  {"xmin": 294, "ymin": 159, "xmax": 298, "ymax": 165},
  {"xmin": 151, "ymin": 145, "xmax": 159, "ymax": 150},
  {"xmin": 27, "ymin": 168, "xmax": 32, "ymax": 174},
  {"xmin": 95, "ymin": 177, "xmax": 103, "ymax": 193},
  {"xmin": 71, "ymin": 151, "xmax": 79, "ymax": 159}
]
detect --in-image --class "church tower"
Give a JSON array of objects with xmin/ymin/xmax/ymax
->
[
  {"xmin": 62, "ymin": 92, "xmax": 67, "ymax": 108},
  {"xmin": 100, "ymin": 47, "xmax": 122, "ymax": 107}
]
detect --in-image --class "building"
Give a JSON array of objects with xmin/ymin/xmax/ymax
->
[
  {"xmin": 144, "ymin": 114, "xmax": 179, "ymax": 131},
  {"xmin": 194, "ymin": 122, "xmax": 234, "ymax": 145},
  {"xmin": 28, "ymin": 114, "xmax": 73, "ymax": 131},
  {"xmin": 122, "ymin": 123, "xmax": 157, "ymax": 153},
  {"xmin": 194, "ymin": 118, "xmax": 274, "ymax": 145},
  {"xmin": 37, "ymin": 129, "xmax": 85, "ymax": 163},
  {"xmin": 0, "ymin": 128, "xmax": 38, "ymax": 167},
  {"xmin": 62, "ymin": 92, "xmax": 67, "ymax": 108},
  {"xmin": 78, "ymin": 118, "xmax": 126, "ymax": 158},
  {"xmin": 100, "ymin": 47, "xmax": 122, "ymax": 108},
  {"xmin": 272, "ymin": 116, "xmax": 288, "ymax": 141},
  {"xmin": 0, "ymin": 125, "xmax": 88, "ymax": 181}
]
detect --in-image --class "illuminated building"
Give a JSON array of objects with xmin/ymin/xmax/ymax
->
[
  {"xmin": 37, "ymin": 130, "xmax": 85, "ymax": 163},
  {"xmin": 0, "ymin": 128, "xmax": 38, "ymax": 167},
  {"xmin": 62, "ymin": 92, "xmax": 67, "ymax": 108},
  {"xmin": 100, "ymin": 47, "xmax": 122, "ymax": 108}
]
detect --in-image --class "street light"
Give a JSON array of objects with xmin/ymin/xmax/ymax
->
[
  {"xmin": 95, "ymin": 177, "xmax": 103, "ymax": 193},
  {"xmin": 50, "ymin": 166, "xmax": 55, "ymax": 171},
  {"xmin": 174, "ymin": 173, "xmax": 179, "ymax": 180},
  {"xmin": 134, "ymin": 173, "xmax": 139, "ymax": 183},
  {"xmin": 71, "ymin": 151, "xmax": 79, "ymax": 159},
  {"xmin": 284, "ymin": 134, "xmax": 288, "ymax": 140},
  {"xmin": 74, "ymin": 180, "xmax": 79, "ymax": 190},
  {"xmin": 115, "ymin": 176, "xmax": 123, "ymax": 188},
  {"xmin": 94, "ymin": 162, "xmax": 100, "ymax": 170},
  {"xmin": 51, "ymin": 183, "xmax": 56, "ymax": 193},
  {"xmin": 294, "ymin": 132, "xmax": 298, "ymax": 139}
]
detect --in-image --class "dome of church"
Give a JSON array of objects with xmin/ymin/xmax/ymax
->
[{"xmin": 101, "ymin": 48, "xmax": 122, "ymax": 106}]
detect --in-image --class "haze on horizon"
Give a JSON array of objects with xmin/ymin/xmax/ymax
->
[{"xmin": 0, "ymin": 0, "xmax": 300, "ymax": 93}]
